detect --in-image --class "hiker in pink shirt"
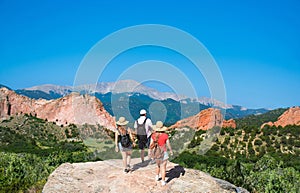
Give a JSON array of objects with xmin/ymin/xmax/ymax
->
[{"xmin": 149, "ymin": 121, "xmax": 173, "ymax": 186}]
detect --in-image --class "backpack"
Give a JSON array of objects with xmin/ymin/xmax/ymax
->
[
  {"xmin": 136, "ymin": 118, "xmax": 148, "ymax": 136},
  {"xmin": 150, "ymin": 133, "xmax": 165, "ymax": 159},
  {"xmin": 119, "ymin": 131, "xmax": 131, "ymax": 148}
]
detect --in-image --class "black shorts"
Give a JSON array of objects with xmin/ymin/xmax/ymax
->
[{"xmin": 137, "ymin": 135, "xmax": 148, "ymax": 150}]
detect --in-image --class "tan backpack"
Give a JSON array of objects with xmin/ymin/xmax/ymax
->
[{"xmin": 150, "ymin": 133, "xmax": 165, "ymax": 159}]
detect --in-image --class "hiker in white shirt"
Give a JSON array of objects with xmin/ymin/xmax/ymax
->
[{"xmin": 134, "ymin": 109, "xmax": 153, "ymax": 163}]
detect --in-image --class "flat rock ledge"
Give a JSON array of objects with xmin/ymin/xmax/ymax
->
[{"xmin": 43, "ymin": 158, "xmax": 249, "ymax": 193}]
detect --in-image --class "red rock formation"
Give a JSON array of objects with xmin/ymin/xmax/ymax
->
[
  {"xmin": 223, "ymin": 119, "xmax": 236, "ymax": 128},
  {"xmin": 261, "ymin": 121, "xmax": 274, "ymax": 128},
  {"xmin": 0, "ymin": 88, "xmax": 116, "ymax": 130},
  {"xmin": 261, "ymin": 106, "xmax": 300, "ymax": 128},
  {"xmin": 170, "ymin": 108, "xmax": 236, "ymax": 130}
]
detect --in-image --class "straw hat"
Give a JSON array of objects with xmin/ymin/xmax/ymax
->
[
  {"xmin": 153, "ymin": 121, "xmax": 168, "ymax": 132},
  {"xmin": 116, "ymin": 117, "xmax": 129, "ymax": 126}
]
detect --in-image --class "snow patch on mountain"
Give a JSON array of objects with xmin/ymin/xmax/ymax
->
[{"xmin": 24, "ymin": 80, "xmax": 232, "ymax": 109}]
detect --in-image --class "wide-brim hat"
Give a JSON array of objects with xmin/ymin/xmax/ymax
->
[
  {"xmin": 116, "ymin": 117, "xmax": 129, "ymax": 126},
  {"xmin": 153, "ymin": 121, "xmax": 168, "ymax": 132}
]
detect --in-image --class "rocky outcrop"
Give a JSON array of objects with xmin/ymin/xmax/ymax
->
[
  {"xmin": 261, "ymin": 106, "xmax": 300, "ymax": 128},
  {"xmin": 223, "ymin": 119, "xmax": 236, "ymax": 128},
  {"xmin": 43, "ymin": 158, "xmax": 248, "ymax": 193},
  {"xmin": 0, "ymin": 88, "xmax": 116, "ymax": 129},
  {"xmin": 170, "ymin": 108, "xmax": 236, "ymax": 130}
]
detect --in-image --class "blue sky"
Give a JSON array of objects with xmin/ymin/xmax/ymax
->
[{"xmin": 0, "ymin": 0, "xmax": 299, "ymax": 109}]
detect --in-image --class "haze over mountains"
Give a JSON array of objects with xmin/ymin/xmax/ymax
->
[
  {"xmin": 16, "ymin": 80, "xmax": 224, "ymax": 106},
  {"xmin": 9, "ymin": 80, "xmax": 269, "ymax": 122}
]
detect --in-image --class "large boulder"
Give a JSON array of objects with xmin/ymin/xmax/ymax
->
[{"xmin": 43, "ymin": 158, "xmax": 248, "ymax": 193}]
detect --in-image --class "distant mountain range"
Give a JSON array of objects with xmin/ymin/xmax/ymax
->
[
  {"xmin": 16, "ymin": 80, "xmax": 184, "ymax": 100},
  {"xmin": 1, "ymin": 80, "xmax": 269, "ymax": 125},
  {"xmin": 15, "ymin": 80, "xmax": 230, "ymax": 107}
]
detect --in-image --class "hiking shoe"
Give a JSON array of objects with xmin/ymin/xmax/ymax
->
[
  {"xmin": 155, "ymin": 175, "xmax": 160, "ymax": 181},
  {"xmin": 124, "ymin": 169, "xmax": 129, "ymax": 173},
  {"xmin": 161, "ymin": 180, "xmax": 166, "ymax": 186}
]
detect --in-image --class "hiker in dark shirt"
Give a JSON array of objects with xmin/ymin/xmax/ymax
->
[{"xmin": 115, "ymin": 117, "xmax": 135, "ymax": 173}]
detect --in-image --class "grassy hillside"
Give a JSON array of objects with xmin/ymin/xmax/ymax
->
[
  {"xmin": 171, "ymin": 108, "xmax": 300, "ymax": 193},
  {"xmin": 235, "ymin": 108, "xmax": 287, "ymax": 128},
  {"xmin": 0, "ymin": 114, "xmax": 142, "ymax": 192},
  {"xmin": 0, "ymin": 114, "xmax": 99, "ymax": 192}
]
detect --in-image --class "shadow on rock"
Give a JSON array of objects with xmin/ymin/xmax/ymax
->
[
  {"xmin": 132, "ymin": 160, "xmax": 151, "ymax": 171},
  {"xmin": 166, "ymin": 165, "xmax": 185, "ymax": 183}
]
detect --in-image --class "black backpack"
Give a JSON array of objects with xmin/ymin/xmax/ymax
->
[
  {"xmin": 119, "ymin": 130, "xmax": 131, "ymax": 148},
  {"xmin": 136, "ymin": 118, "xmax": 148, "ymax": 135}
]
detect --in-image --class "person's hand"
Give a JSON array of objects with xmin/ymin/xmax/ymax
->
[
  {"xmin": 115, "ymin": 146, "xmax": 119, "ymax": 152},
  {"xmin": 170, "ymin": 151, "xmax": 174, "ymax": 156},
  {"xmin": 132, "ymin": 142, "xmax": 136, "ymax": 147}
]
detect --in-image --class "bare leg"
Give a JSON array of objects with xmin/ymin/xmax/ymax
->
[
  {"xmin": 121, "ymin": 151, "xmax": 127, "ymax": 170},
  {"xmin": 127, "ymin": 151, "xmax": 132, "ymax": 168},
  {"xmin": 156, "ymin": 160, "xmax": 161, "ymax": 175},
  {"xmin": 148, "ymin": 148, "xmax": 152, "ymax": 160},
  {"xmin": 161, "ymin": 160, "xmax": 168, "ymax": 182},
  {"xmin": 140, "ymin": 149, "xmax": 145, "ymax": 162}
]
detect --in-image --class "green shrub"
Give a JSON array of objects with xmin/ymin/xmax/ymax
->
[
  {"xmin": 254, "ymin": 139, "xmax": 263, "ymax": 146},
  {"xmin": 220, "ymin": 129, "xmax": 225, "ymax": 135},
  {"xmin": 104, "ymin": 140, "xmax": 113, "ymax": 144},
  {"xmin": 0, "ymin": 152, "xmax": 50, "ymax": 192},
  {"xmin": 243, "ymin": 134, "xmax": 249, "ymax": 142}
]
